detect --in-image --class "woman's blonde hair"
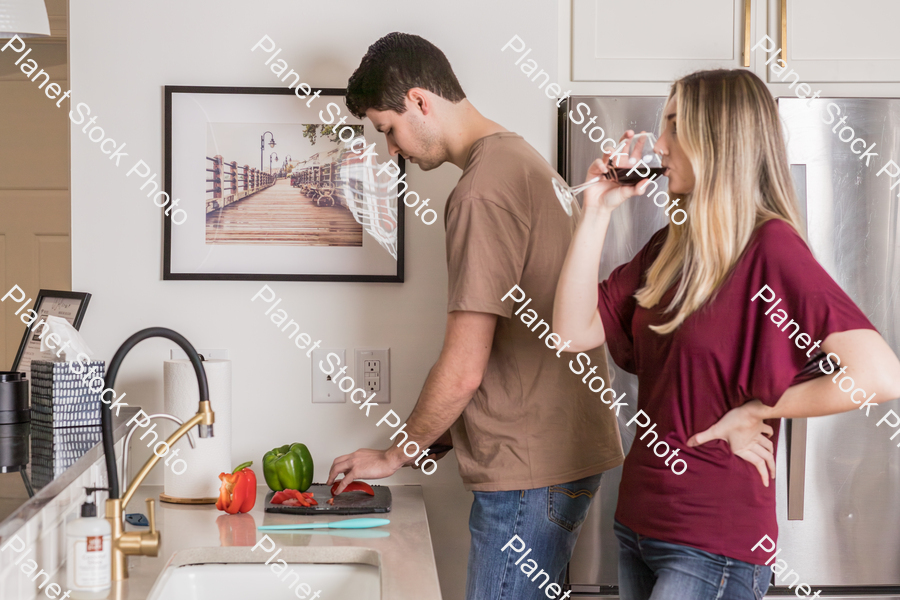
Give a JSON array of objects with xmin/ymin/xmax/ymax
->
[{"xmin": 635, "ymin": 69, "xmax": 805, "ymax": 334}]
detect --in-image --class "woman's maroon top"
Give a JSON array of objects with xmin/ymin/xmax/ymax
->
[{"xmin": 597, "ymin": 219, "xmax": 876, "ymax": 564}]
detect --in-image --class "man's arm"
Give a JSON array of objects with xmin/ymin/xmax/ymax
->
[{"xmin": 327, "ymin": 310, "xmax": 497, "ymax": 493}]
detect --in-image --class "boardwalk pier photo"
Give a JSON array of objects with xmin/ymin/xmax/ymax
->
[{"xmin": 205, "ymin": 155, "xmax": 362, "ymax": 246}]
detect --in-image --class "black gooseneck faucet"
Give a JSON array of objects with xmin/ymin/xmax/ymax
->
[
  {"xmin": 99, "ymin": 327, "xmax": 215, "ymax": 580},
  {"xmin": 100, "ymin": 327, "xmax": 213, "ymax": 499}
]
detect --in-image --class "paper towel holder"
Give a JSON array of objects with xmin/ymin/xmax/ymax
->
[{"xmin": 158, "ymin": 352, "xmax": 224, "ymax": 505}]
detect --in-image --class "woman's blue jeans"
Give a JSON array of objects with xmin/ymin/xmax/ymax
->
[
  {"xmin": 465, "ymin": 473, "xmax": 603, "ymax": 600},
  {"xmin": 615, "ymin": 520, "xmax": 772, "ymax": 600}
]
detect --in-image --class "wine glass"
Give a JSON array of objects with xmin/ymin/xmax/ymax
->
[{"xmin": 552, "ymin": 132, "xmax": 665, "ymax": 216}]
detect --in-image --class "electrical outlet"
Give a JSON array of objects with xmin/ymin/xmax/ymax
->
[
  {"xmin": 312, "ymin": 348, "xmax": 347, "ymax": 403},
  {"xmin": 356, "ymin": 348, "xmax": 390, "ymax": 403}
]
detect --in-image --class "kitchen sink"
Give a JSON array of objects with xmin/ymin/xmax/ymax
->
[{"xmin": 146, "ymin": 546, "xmax": 381, "ymax": 600}]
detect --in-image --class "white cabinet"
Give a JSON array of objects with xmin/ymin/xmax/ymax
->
[
  {"xmin": 764, "ymin": 0, "xmax": 900, "ymax": 82},
  {"xmin": 569, "ymin": 0, "xmax": 900, "ymax": 85},
  {"xmin": 571, "ymin": 0, "xmax": 754, "ymax": 81}
]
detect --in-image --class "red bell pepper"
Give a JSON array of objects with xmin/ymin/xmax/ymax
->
[
  {"xmin": 216, "ymin": 461, "xmax": 257, "ymax": 514},
  {"xmin": 331, "ymin": 480, "xmax": 375, "ymax": 496}
]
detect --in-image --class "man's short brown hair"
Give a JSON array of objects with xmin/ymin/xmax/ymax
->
[{"xmin": 346, "ymin": 32, "xmax": 466, "ymax": 119}]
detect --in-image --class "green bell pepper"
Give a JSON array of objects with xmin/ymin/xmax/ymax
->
[{"xmin": 263, "ymin": 443, "xmax": 314, "ymax": 492}]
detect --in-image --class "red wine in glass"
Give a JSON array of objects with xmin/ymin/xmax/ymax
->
[
  {"xmin": 606, "ymin": 167, "xmax": 667, "ymax": 185},
  {"xmin": 553, "ymin": 133, "xmax": 667, "ymax": 216}
]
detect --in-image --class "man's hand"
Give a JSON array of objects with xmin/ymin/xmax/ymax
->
[
  {"xmin": 687, "ymin": 399, "xmax": 776, "ymax": 487},
  {"xmin": 325, "ymin": 312, "xmax": 492, "ymax": 494},
  {"xmin": 326, "ymin": 448, "xmax": 407, "ymax": 494}
]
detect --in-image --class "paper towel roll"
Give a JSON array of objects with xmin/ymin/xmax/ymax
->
[{"xmin": 163, "ymin": 359, "xmax": 232, "ymax": 500}]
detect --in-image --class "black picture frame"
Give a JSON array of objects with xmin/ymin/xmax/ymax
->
[
  {"xmin": 11, "ymin": 290, "xmax": 91, "ymax": 377},
  {"xmin": 162, "ymin": 85, "xmax": 405, "ymax": 282}
]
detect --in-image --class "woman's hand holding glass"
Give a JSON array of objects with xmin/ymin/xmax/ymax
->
[
  {"xmin": 552, "ymin": 131, "xmax": 657, "ymax": 352},
  {"xmin": 687, "ymin": 399, "xmax": 776, "ymax": 487},
  {"xmin": 581, "ymin": 130, "xmax": 653, "ymax": 214}
]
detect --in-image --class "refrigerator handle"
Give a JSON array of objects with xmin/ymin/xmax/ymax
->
[
  {"xmin": 790, "ymin": 164, "xmax": 809, "ymax": 236},
  {"xmin": 743, "ymin": 0, "xmax": 752, "ymax": 67},
  {"xmin": 786, "ymin": 418, "xmax": 807, "ymax": 520},
  {"xmin": 781, "ymin": 0, "xmax": 788, "ymax": 65},
  {"xmin": 785, "ymin": 164, "xmax": 809, "ymax": 520}
]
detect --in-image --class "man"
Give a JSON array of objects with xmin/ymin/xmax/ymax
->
[{"xmin": 326, "ymin": 32, "xmax": 624, "ymax": 599}]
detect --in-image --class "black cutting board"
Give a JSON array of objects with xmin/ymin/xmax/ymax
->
[{"xmin": 264, "ymin": 484, "xmax": 391, "ymax": 515}]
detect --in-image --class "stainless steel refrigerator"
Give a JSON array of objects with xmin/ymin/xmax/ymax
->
[{"xmin": 559, "ymin": 96, "xmax": 900, "ymax": 598}]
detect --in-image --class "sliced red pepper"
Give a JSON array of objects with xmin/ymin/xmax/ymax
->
[
  {"xmin": 216, "ymin": 461, "xmax": 257, "ymax": 514},
  {"xmin": 271, "ymin": 491, "xmax": 292, "ymax": 504},
  {"xmin": 284, "ymin": 489, "xmax": 304, "ymax": 502},
  {"xmin": 272, "ymin": 489, "xmax": 307, "ymax": 504},
  {"xmin": 271, "ymin": 488, "xmax": 316, "ymax": 507},
  {"xmin": 327, "ymin": 498, "xmax": 334, "ymax": 505},
  {"xmin": 331, "ymin": 480, "xmax": 375, "ymax": 496}
]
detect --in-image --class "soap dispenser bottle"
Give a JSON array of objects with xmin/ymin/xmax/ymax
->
[{"xmin": 66, "ymin": 487, "xmax": 111, "ymax": 598}]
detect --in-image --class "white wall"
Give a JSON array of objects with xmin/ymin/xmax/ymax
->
[{"xmin": 70, "ymin": 2, "xmax": 559, "ymax": 598}]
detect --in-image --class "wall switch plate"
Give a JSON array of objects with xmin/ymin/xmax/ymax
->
[
  {"xmin": 169, "ymin": 348, "xmax": 230, "ymax": 360},
  {"xmin": 356, "ymin": 348, "xmax": 390, "ymax": 403},
  {"xmin": 312, "ymin": 348, "xmax": 347, "ymax": 403}
]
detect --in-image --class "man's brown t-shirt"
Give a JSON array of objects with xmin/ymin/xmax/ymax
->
[{"xmin": 444, "ymin": 132, "xmax": 624, "ymax": 492}]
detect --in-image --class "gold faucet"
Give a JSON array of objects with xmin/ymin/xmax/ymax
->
[{"xmin": 105, "ymin": 400, "xmax": 215, "ymax": 580}]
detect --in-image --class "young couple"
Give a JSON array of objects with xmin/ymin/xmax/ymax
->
[{"xmin": 326, "ymin": 33, "xmax": 900, "ymax": 600}]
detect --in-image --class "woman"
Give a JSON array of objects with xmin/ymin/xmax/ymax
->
[{"xmin": 553, "ymin": 69, "xmax": 900, "ymax": 599}]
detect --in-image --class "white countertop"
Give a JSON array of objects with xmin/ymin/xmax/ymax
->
[{"xmin": 86, "ymin": 484, "xmax": 442, "ymax": 600}]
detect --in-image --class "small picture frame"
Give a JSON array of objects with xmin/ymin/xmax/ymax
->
[
  {"xmin": 11, "ymin": 290, "xmax": 91, "ymax": 380},
  {"xmin": 163, "ymin": 85, "xmax": 405, "ymax": 282}
]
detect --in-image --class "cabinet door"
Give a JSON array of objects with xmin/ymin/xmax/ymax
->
[
  {"xmin": 767, "ymin": 0, "xmax": 900, "ymax": 82},
  {"xmin": 572, "ymin": 0, "xmax": 753, "ymax": 81}
]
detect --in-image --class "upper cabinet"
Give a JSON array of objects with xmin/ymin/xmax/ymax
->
[
  {"xmin": 571, "ymin": 0, "xmax": 900, "ymax": 84},
  {"xmin": 572, "ymin": 0, "xmax": 754, "ymax": 81},
  {"xmin": 766, "ymin": 0, "xmax": 900, "ymax": 82}
]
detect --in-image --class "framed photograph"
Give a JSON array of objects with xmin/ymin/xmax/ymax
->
[
  {"xmin": 12, "ymin": 290, "xmax": 91, "ymax": 380},
  {"xmin": 163, "ymin": 86, "xmax": 405, "ymax": 282}
]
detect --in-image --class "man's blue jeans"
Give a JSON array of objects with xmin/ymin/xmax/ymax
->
[
  {"xmin": 615, "ymin": 520, "xmax": 773, "ymax": 600},
  {"xmin": 465, "ymin": 473, "xmax": 603, "ymax": 600}
]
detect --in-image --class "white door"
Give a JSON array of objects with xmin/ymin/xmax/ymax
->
[{"xmin": 0, "ymin": 37, "xmax": 71, "ymax": 369}]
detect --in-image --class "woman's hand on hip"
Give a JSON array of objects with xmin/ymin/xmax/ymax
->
[{"xmin": 686, "ymin": 399, "xmax": 776, "ymax": 487}]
